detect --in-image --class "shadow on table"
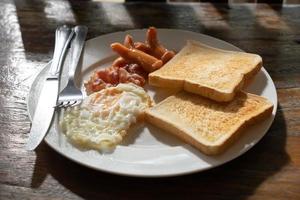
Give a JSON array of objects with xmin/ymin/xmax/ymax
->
[{"xmin": 30, "ymin": 104, "xmax": 289, "ymax": 199}]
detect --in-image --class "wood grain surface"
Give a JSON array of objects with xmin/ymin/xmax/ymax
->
[{"xmin": 0, "ymin": 0, "xmax": 299, "ymax": 199}]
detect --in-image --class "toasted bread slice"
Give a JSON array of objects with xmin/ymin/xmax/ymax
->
[
  {"xmin": 149, "ymin": 40, "xmax": 262, "ymax": 102},
  {"xmin": 145, "ymin": 91, "xmax": 273, "ymax": 155}
]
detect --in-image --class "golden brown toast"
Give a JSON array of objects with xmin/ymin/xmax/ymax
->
[
  {"xmin": 149, "ymin": 40, "xmax": 262, "ymax": 102},
  {"xmin": 145, "ymin": 91, "xmax": 273, "ymax": 155}
]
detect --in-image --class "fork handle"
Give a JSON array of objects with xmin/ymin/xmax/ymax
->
[
  {"xmin": 68, "ymin": 26, "xmax": 88, "ymax": 82},
  {"xmin": 49, "ymin": 25, "xmax": 74, "ymax": 76}
]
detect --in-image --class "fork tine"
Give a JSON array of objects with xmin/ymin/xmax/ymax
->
[
  {"xmin": 56, "ymin": 102, "xmax": 69, "ymax": 109},
  {"xmin": 63, "ymin": 101, "xmax": 72, "ymax": 108},
  {"xmin": 54, "ymin": 102, "xmax": 63, "ymax": 109},
  {"xmin": 57, "ymin": 100, "xmax": 79, "ymax": 108},
  {"xmin": 69, "ymin": 101, "xmax": 77, "ymax": 106},
  {"xmin": 74, "ymin": 101, "xmax": 82, "ymax": 106}
]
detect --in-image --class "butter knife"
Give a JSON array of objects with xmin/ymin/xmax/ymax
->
[{"xmin": 26, "ymin": 26, "xmax": 74, "ymax": 150}]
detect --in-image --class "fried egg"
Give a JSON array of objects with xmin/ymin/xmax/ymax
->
[{"xmin": 60, "ymin": 83, "xmax": 152, "ymax": 151}]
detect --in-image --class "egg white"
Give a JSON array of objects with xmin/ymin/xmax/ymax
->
[{"xmin": 60, "ymin": 83, "xmax": 152, "ymax": 151}]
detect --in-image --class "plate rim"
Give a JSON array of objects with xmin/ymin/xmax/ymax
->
[{"xmin": 27, "ymin": 28, "xmax": 278, "ymax": 177}]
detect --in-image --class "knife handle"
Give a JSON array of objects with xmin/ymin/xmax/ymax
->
[
  {"xmin": 68, "ymin": 26, "xmax": 88, "ymax": 82},
  {"xmin": 49, "ymin": 25, "xmax": 74, "ymax": 77}
]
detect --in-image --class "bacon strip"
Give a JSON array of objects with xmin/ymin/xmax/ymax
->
[{"xmin": 84, "ymin": 65, "xmax": 146, "ymax": 95}]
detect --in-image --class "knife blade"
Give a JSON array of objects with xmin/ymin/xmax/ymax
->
[{"xmin": 26, "ymin": 26, "xmax": 74, "ymax": 150}]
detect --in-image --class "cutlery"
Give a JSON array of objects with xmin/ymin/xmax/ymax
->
[
  {"xmin": 26, "ymin": 26, "xmax": 74, "ymax": 150},
  {"xmin": 56, "ymin": 26, "xmax": 88, "ymax": 108}
]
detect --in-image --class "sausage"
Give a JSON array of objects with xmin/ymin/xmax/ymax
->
[
  {"xmin": 161, "ymin": 51, "xmax": 175, "ymax": 63},
  {"xmin": 146, "ymin": 27, "xmax": 175, "ymax": 63},
  {"xmin": 134, "ymin": 42, "xmax": 151, "ymax": 53},
  {"xmin": 111, "ymin": 42, "xmax": 163, "ymax": 72},
  {"xmin": 112, "ymin": 57, "xmax": 128, "ymax": 68},
  {"xmin": 124, "ymin": 34, "xmax": 135, "ymax": 48}
]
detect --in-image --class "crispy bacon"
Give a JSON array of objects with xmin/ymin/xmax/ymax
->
[
  {"xmin": 119, "ymin": 67, "xmax": 145, "ymax": 86},
  {"xmin": 122, "ymin": 63, "xmax": 147, "ymax": 78},
  {"xmin": 84, "ymin": 65, "xmax": 146, "ymax": 95}
]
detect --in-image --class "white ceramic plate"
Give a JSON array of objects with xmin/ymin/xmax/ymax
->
[{"xmin": 27, "ymin": 29, "xmax": 277, "ymax": 177}]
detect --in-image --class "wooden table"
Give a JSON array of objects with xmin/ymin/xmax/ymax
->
[{"xmin": 1, "ymin": 0, "xmax": 299, "ymax": 199}]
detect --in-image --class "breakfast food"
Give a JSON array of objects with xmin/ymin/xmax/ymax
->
[
  {"xmin": 84, "ymin": 27, "xmax": 175, "ymax": 94},
  {"xmin": 111, "ymin": 43, "xmax": 163, "ymax": 73},
  {"xmin": 111, "ymin": 27, "xmax": 175, "ymax": 73},
  {"xmin": 84, "ymin": 64, "xmax": 146, "ymax": 95},
  {"xmin": 61, "ymin": 83, "xmax": 153, "ymax": 151},
  {"xmin": 149, "ymin": 40, "xmax": 262, "ymax": 102},
  {"xmin": 64, "ymin": 27, "xmax": 273, "ymax": 156},
  {"xmin": 136, "ymin": 27, "xmax": 175, "ymax": 64},
  {"xmin": 145, "ymin": 91, "xmax": 273, "ymax": 155}
]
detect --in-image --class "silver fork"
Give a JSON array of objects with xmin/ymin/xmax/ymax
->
[{"xmin": 56, "ymin": 26, "xmax": 88, "ymax": 108}]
